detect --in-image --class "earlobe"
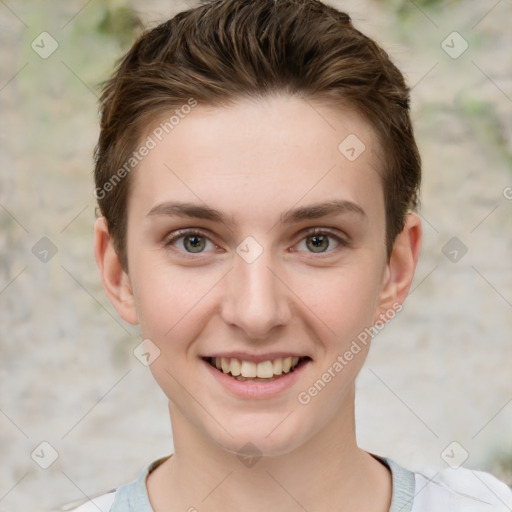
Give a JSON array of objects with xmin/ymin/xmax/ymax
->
[
  {"xmin": 376, "ymin": 213, "xmax": 422, "ymax": 321},
  {"xmin": 94, "ymin": 217, "xmax": 139, "ymax": 325}
]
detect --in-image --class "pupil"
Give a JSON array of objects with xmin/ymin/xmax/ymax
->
[
  {"xmin": 185, "ymin": 235, "xmax": 204, "ymax": 252},
  {"xmin": 308, "ymin": 235, "xmax": 328, "ymax": 252}
]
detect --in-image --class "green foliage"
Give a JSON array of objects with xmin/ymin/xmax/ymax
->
[
  {"xmin": 457, "ymin": 96, "xmax": 512, "ymax": 170},
  {"xmin": 375, "ymin": 0, "xmax": 455, "ymax": 22},
  {"xmin": 95, "ymin": 4, "xmax": 143, "ymax": 50},
  {"xmin": 487, "ymin": 451, "xmax": 512, "ymax": 487}
]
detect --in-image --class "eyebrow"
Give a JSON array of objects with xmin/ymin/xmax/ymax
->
[{"xmin": 146, "ymin": 199, "xmax": 367, "ymax": 226}]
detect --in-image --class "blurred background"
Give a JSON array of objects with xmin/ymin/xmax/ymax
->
[{"xmin": 1, "ymin": 0, "xmax": 511, "ymax": 510}]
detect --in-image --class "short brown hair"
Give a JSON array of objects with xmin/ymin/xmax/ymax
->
[{"xmin": 94, "ymin": 0, "xmax": 421, "ymax": 270}]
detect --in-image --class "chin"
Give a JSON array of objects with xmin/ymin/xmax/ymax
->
[{"xmin": 205, "ymin": 412, "xmax": 317, "ymax": 459}]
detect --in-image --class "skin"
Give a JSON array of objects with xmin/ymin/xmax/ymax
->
[{"xmin": 95, "ymin": 94, "xmax": 422, "ymax": 512}]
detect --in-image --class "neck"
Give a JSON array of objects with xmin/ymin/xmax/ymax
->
[{"xmin": 147, "ymin": 387, "xmax": 391, "ymax": 512}]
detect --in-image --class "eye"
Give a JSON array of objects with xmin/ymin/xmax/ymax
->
[
  {"xmin": 164, "ymin": 228, "xmax": 347, "ymax": 256},
  {"xmin": 295, "ymin": 229, "xmax": 347, "ymax": 254},
  {"xmin": 164, "ymin": 229, "xmax": 218, "ymax": 254}
]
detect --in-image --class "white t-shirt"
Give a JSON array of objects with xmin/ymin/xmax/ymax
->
[{"xmin": 55, "ymin": 454, "xmax": 512, "ymax": 512}]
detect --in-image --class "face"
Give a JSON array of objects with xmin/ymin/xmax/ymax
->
[{"xmin": 99, "ymin": 94, "xmax": 416, "ymax": 457}]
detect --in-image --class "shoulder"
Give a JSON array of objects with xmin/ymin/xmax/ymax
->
[
  {"xmin": 51, "ymin": 455, "xmax": 171, "ymax": 512},
  {"xmin": 379, "ymin": 455, "xmax": 512, "ymax": 512},
  {"xmin": 49, "ymin": 490, "xmax": 117, "ymax": 512},
  {"xmin": 411, "ymin": 465, "xmax": 512, "ymax": 511}
]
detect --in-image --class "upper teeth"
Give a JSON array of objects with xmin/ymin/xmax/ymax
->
[{"xmin": 212, "ymin": 356, "xmax": 301, "ymax": 378}]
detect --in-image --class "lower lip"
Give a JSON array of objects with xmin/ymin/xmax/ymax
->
[{"xmin": 201, "ymin": 358, "xmax": 310, "ymax": 399}]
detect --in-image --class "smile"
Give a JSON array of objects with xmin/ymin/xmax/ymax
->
[{"xmin": 204, "ymin": 356, "xmax": 311, "ymax": 381}]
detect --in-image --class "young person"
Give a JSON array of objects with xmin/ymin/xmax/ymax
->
[{"xmin": 59, "ymin": 0, "xmax": 512, "ymax": 510}]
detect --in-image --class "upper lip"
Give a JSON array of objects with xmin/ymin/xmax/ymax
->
[{"xmin": 202, "ymin": 352, "xmax": 311, "ymax": 363}]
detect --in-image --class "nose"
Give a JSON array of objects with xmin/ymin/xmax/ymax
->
[{"xmin": 220, "ymin": 247, "xmax": 293, "ymax": 340}]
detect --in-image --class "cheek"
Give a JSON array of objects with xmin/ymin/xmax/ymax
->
[
  {"xmin": 290, "ymin": 263, "xmax": 383, "ymax": 342},
  {"xmin": 130, "ymin": 252, "xmax": 217, "ymax": 338}
]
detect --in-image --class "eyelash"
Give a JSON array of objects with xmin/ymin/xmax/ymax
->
[{"xmin": 163, "ymin": 228, "xmax": 348, "ymax": 257}]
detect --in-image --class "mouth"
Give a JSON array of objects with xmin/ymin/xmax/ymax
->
[{"xmin": 202, "ymin": 356, "xmax": 312, "ymax": 382}]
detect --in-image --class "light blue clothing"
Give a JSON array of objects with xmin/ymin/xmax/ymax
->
[{"xmin": 58, "ymin": 454, "xmax": 512, "ymax": 511}]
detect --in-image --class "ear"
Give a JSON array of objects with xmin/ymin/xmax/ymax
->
[
  {"xmin": 375, "ymin": 213, "xmax": 422, "ymax": 321},
  {"xmin": 94, "ymin": 216, "xmax": 139, "ymax": 325}
]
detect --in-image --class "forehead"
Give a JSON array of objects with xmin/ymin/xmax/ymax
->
[{"xmin": 130, "ymin": 94, "xmax": 384, "ymax": 227}]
